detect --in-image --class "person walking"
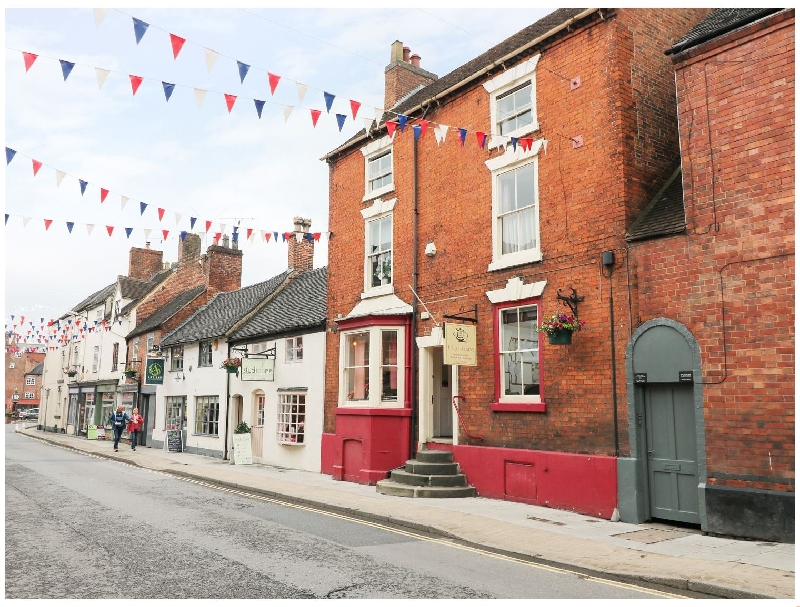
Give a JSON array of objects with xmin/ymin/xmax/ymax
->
[
  {"xmin": 109, "ymin": 406, "xmax": 131, "ymax": 452},
  {"xmin": 127, "ymin": 407, "xmax": 144, "ymax": 451}
]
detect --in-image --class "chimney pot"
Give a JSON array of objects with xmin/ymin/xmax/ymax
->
[
  {"xmin": 410, "ymin": 54, "xmax": 421, "ymax": 68},
  {"xmin": 403, "ymin": 46, "xmax": 411, "ymax": 62},
  {"xmin": 145, "ymin": 242, "xmax": 151, "ymax": 249},
  {"xmin": 222, "ymin": 234, "xmax": 230, "ymax": 249}
]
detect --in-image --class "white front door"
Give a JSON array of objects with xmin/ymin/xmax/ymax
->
[{"xmin": 431, "ymin": 348, "xmax": 453, "ymax": 438}]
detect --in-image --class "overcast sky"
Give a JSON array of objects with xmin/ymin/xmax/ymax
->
[{"xmin": 4, "ymin": 6, "xmax": 555, "ymax": 335}]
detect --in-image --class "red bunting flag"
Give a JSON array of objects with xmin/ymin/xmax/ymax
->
[
  {"xmin": 44, "ymin": 219, "xmax": 52, "ymax": 231},
  {"xmin": 157, "ymin": 207, "xmax": 165, "ymax": 221},
  {"xmin": 32, "ymin": 159, "xmax": 42, "ymax": 176},
  {"xmin": 310, "ymin": 109, "xmax": 321, "ymax": 127},
  {"xmin": 520, "ymin": 137, "xmax": 533, "ymax": 152},
  {"xmin": 162, "ymin": 229, "xmax": 169, "ymax": 240},
  {"xmin": 130, "ymin": 75, "xmax": 143, "ymax": 95},
  {"xmin": 106, "ymin": 225, "xmax": 114, "ymax": 236},
  {"xmin": 100, "ymin": 188, "xmax": 109, "ymax": 203},
  {"xmin": 386, "ymin": 122, "xmax": 397, "ymax": 138},
  {"xmin": 214, "ymin": 232, "xmax": 221, "ymax": 244},
  {"xmin": 476, "ymin": 131, "xmax": 487, "ymax": 148},
  {"xmin": 268, "ymin": 72, "xmax": 280, "ymax": 95},
  {"xmin": 205, "ymin": 220, "xmax": 212, "ymax": 232},
  {"xmin": 264, "ymin": 232, "xmax": 271, "ymax": 242},
  {"xmin": 350, "ymin": 100, "xmax": 361, "ymax": 119},
  {"xmin": 246, "ymin": 228, "xmax": 253, "ymax": 240},
  {"xmin": 22, "ymin": 52, "xmax": 38, "ymax": 72},
  {"xmin": 313, "ymin": 232, "xmax": 321, "ymax": 241},
  {"xmin": 283, "ymin": 232, "xmax": 292, "ymax": 242},
  {"xmin": 224, "ymin": 94, "xmax": 237, "ymax": 113},
  {"xmin": 419, "ymin": 120, "xmax": 429, "ymax": 138},
  {"xmin": 169, "ymin": 34, "xmax": 186, "ymax": 59}
]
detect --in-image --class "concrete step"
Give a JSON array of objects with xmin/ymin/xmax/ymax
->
[
  {"xmin": 405, "ymin": 460, "xmax": 459, "ymax": 476},
  {"xmin": 390, "ymin": 469, "xmax": 469, "ymax": 487},
  {"xmin": 376, "ymin": 480, "xmax": 477, "ymax": 498},
  {"xmin": 415, "ymin": 449, "xmax": 453, "ymax": 464}
]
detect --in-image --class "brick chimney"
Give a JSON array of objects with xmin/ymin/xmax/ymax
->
[
  {"xmin": 177, "ymin": 233, "xmax": 202, "ymax": 263},
  {"xmin": 288, "ymin": 217, "xmax": 314, "ymax": 272},
  {"xmin": 384, "ymin": 40, "xmax": 438, "ymax": 110},
  {"xmin": 204, "ymin": 237, "xmax": 243, "ymax": 299},
  {"xmin": 128, "ymin": 242, "xmax": 164, "ymax": 281}
]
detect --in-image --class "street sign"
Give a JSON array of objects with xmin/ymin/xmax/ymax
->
[
  {"xmin": 444, "ymin": 322, "xmax": 477, "ymax": 366},
  {"xmin": 145, "ymin": 357, "xmax": 165, "ymax": 385},
  {"xmin": 241, "ymin": 358, "xmax": 275, "ymax": 381}
]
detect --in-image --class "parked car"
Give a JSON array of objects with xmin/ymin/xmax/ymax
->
[{"xmin": 22, "ymin": 408, "xmax": 39, "ymax": 420}]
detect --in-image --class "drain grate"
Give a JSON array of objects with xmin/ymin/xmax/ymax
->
[{"xmin": 527, "ymin": 516, "xmax": 566, "ymax": 526}]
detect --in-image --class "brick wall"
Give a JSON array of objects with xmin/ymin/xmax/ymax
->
[
  {"xmin": 4, "ymin": 345, "xmax": 44, "ymax": 412},
  {"xmin": 630, "ymin": 11, "xmax": 795, "ymax": 491},
  {"xmin": 325, "ymin": 9, "xmax": 710, "ymax": 454},
  {"xmin": 128, "ymin": 244, "xmax": 164, "ymax": 281},
  {"xmin": 287, "ymin": 217, "xmax": 315, "ymax": 271},
  {"xmin": 205, "ymin": 245, "xmax": 243, "ymax": 299}
]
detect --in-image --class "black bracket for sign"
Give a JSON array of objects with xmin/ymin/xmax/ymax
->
[
  {"xmin": 556, "ymin": 288, "xmax": 584, "ymax": 319},
  {"xmin": 443, "ymin": 305, "xmax": 478, "ymax": 324},
  {"xmin": 231, "ymin": 345, "xmax": 277, "ymax": 359}
]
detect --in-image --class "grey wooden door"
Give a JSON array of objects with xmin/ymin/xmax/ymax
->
[{"xmin": 645, "ymin": 385, "xmax": 700, "ymax": 524}]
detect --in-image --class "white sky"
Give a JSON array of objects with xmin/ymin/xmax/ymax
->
[{"xmin": 4, "ymin": 6, "xmax": 555, "ymax": 335}]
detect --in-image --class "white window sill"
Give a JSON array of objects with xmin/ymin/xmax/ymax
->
[
  {"xmin": 362, "ymin": 184, "xmax": 394, "ymax": 203},
  {"xmin": 338, "ymin": 400, "xmax": 405, "ymax": 409},
  {"xmin": 361, "ymin": 284, "xmax": 394, "ymax": 299},
  {"xmin": 488, "ymin": 250, "xmax": 542, "ymax": 272}
]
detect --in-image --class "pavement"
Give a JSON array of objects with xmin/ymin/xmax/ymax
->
[{"xmin": 15, "ymin": 425, "xmax": 795, "ymax": 600}]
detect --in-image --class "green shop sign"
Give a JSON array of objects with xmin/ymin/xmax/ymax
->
[{"xmin": 145, "ymin": 357, "xmax": 165, "ymax": 385}]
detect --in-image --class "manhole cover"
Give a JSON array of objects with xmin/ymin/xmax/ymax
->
[{"xmin": 613, "ymin": 529, "xmax": 689, "ymax": 543}]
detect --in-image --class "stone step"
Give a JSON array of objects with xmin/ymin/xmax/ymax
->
[
  {"xmin": 404, "ymin": 460, "xmax": 459, "ymax": 476},
  {"xmin": 390, "ymin": 469, "xmax": 469, "ymax": 487},
  {"xmin": 376, "ymin": 480, "xmax": 477, "ymax": 499},
  {"xmin": 415, "ymin": 449, "xmax": 453, "ymax": 463}
]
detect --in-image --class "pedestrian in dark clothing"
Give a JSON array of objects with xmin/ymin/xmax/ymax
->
[
  {"xmin": 109, "ymin": 406, "xmax": 131, "ymax": 452},
  {"xmin": 127, "ymin": 407, "xmax": 144, "ymax": 451}
]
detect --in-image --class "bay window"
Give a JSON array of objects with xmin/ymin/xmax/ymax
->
[{"xmin": 340, "ymin": 324, "xmax": 405, "ymax": 407}]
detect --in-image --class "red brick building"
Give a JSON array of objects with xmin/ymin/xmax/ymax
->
[
  {"xmin": 322, "ymin": 8, "xmax": 710, "ymax": 519},
  {"xmin": 624, "ymin": 9, "xmax": 794, "ymax": 541},
  {"xmin": 4, "ymin": 339, "xmax": 44, "ymax": 415}
]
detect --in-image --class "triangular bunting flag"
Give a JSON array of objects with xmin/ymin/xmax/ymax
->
[
  {"xmin": 310, "ymin": 109, "xmax": 321, "ymax": 127},
  {"xmin": 520, "ymin": 137, "xmax": 532, "ymax": 152},
  {"xmin": 220, "ymin": 223, "xmax": 226, "ymax": 234},
  {"xmin": 264, "ymin": 231, "xmax": 272, "ymax": 243},
  {"xmin": 170, "ymin": 34, "xmax": 186, "ymax": 59},
  {"xmin": 79, "ymin": 180, "xmax": 88, "ymax": 195},
  {"xmin": 323, "ymin": 92, "xmax": 335, "ymax": 113},
  {"xmin": 434, "ymin": 124, "xmax": 449, "ymax": 146},
  {"xmin": 296, "ymin": 82, "xmax": 307, "ymax": 105},
  {"xmin": 4, "ymin": 215, "xmax": 8, "ymax": 225},
  {"xmin": 397, "ymin": 115, "xmax": 408, "ymax": 132},
  {"xmin": 283, "ymin": 232, "xmax": 291, "ymax": 242},
  {"xmin": 140, "ymin": 202, "xmax": 148, "ymax": 215},
  {"xmin": 350, "ymin": 100, "xmax": 361, "ymax": 119},
  {"xmin": 56, "ymin": 170, "xmax": 65, "ymax": 186},
  {"xmin": 194, "ymin": 88, "xmax": 207, "ymax": 108},
  {"xmin": 86, "ymin": 224, "xmax": 94, "ymax": 235},
  {"xmin": 106, "ymin": 225, "xmax": 114, "ymax": 236},
  {"xmin": 386, "ymin": 122, "xmax": 397, "ymax": 138},
  {"xmin": 22, "ymin": 52, "xmax": 37, "ymax": 72},
  {"xmin": 268, "ymin": 72, "xmax": 280, "ymax": 95},
  {"xmin": 174, "ymin": 213, "xmax": 182, "ymax": 225},
  {"xmin": 458, "ymin": 128, "xmax": 467, "ymax": 146},
  {"xmin": 180, "ymin": 230, "xmax": 187, "ymax": 241},
  {"xmin": 95, "ymin": 67, "xmax": 110, "ymax": 89},
  {"xmin": 157, "ymin": 208, "xmax": 165, "ymax": 221},
  {"xmin": 283, "ymin": 106, "xmax": 293, "ymax": 122},
  {"xmin": 419, "ymin": 120, "xmax": 429, "ymax": 138},
  {"xmin": 224, "ymin": 94, "xmax": 237, "ymax": 113},
  {"xmin": 121, "ymin": 196, "xmax": 129, "ymax": 210},
  {"xmin": 214, "ymin": 232, "xmax": 221, "ymax": 244},
  {"xmin": 237, "ymin": 61, "xmax": 250, "ymax": 83},
  {"xmin": 363, "ymin": 117, "xmax": 374, "ymax": 132},
  {"xmin": 413, "ymin": 125, "xmax": 422, "ymax": 141},
  {"xmin": 93, "ymin": 8, "xmax": 109, "ymax": 27},
  {"xmin": 132, "ymin": 18, "xmax": 149, "ymax": 44},
  {"xmin": 32, "ymin": 159, "xmax": 42, "ymax": 176},
  {"xmin": 59, "ymin": 60, "xmax": 75, "ymax": 81},
  {"xmin": 162, "ymin": 230, "xmax": 169, "ymax": 240},
  {"xmin": 273, "ymin": 231, "xmax": 279, "ymax": 242},
  {"xmin": 130, "ymin": 75, "xmax": 143, "ymax": 95},
  {"xmin": 335, "ymin": 113, "xmax": 346, "ymax": 131},
  {"xmin": 542, "ymin": 139, "xmax": 548, "ymax": 154},
  {"xmin": 143, "ymin": 228, "xmax": 151, "ymax": 240},
  {"xmin": 44, "ymin": 219, "xmax": 52, "ymax": 231},
  {"xmin": 6, "ymin": 148, "xmax": 16, "ymax": 164},
  {"xmin": 125, "ymin": 227, "xmax": 133, "ymax": 239},
  {"xmin": 510, "ymin": 137, "xmax": 518, "ymax": 151},
  {"xmin": 162, "ymin": 82, "xmax": 175, "ymax": 101},
  {"xmin": 374, "ymin": 107, "xmax": 384, "ymax": 123},
  {"xmin": 246, "ymin": 228, "xmax": 253, "ymax": 240},
  {"xmin": 254, "ymin": 99, "xmax": 265, "ymax": 119},
  {"xmin": 304, "ymin": 232, "xmax": 313, "ymax": 242},
  {"xmin": 313, "ymin": 232, "xmax": 321, "ymax": 241},
  {"xmin": 476, "ymin": 132, "xmax": 487, "ymax": 149},
  {"xmin": 190, "ymin": 217, "xmax": 197, "ymax": 229},
  {"xmin": 205, "ymin": 220, "xmax": 212, "ymax": 232},
  {"xmin": 205, "ymin": 48, "xmax": 218, "ymax": 72}
]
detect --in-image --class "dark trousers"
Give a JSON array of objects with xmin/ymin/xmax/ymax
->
[
  {"xmin": 130, "ymin": 430, "xmax": 139, "ymax": 449},
  {"xmin": 113, "ymin": 426, "xmax": 123, "ymax": 449}
]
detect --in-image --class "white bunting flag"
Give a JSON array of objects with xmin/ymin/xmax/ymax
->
[
  {"xmin": 174, "ymin": 212, "xmax": 182, "ymax": 225},
  {"xmin": 296, "ymin": 83, "xmax": 308, "ymax": 106},
  {"xmin": 204, "ymin": 48, "xmax": 218, "ymax": 73},
  {"xmin": 374, "ymin": 107, "xmax": 384, "ymax": 124},
  {"xmin": 434, "ymin": 124, "xmax": 449, "ymax": 146},
  {"xmin": 22, "ymin": 217, "xmax": 31, "ymax": 228},
  {"xmin": 93, "ymin": 8, "xmax": 109, "ymax": 27},
  {"xmin": 194, "ymin": 88, "xmax": 207, "ymax": 108},
  {"xmin": 142, "ymin": 228, "xmax": 151, "ymax": 241},
  {"xmin": 121, "ymin": 196, "xmax": 129, "ymax": 210},
  {"xmin": 362, "ymin": 117, "xmax": 374, "ymax": 132},
  {"xmin": 283, "ymin": 105, "xmax": 293, "ymax": 122},
  {"xmin": 295, "ymin": 232, "xmax": 303, "ymax": 243},
  {"xmin": 220, "ymin": 223, "xmax": 226, "ymax": 234},
  {"xmin": 56, "ymin": 170, "xmax": 66, "ymax": 187},
  {"xmin": 542, "ymin": 139, "xmax": 548, "ymax": 154},
  {"xmin": 86, "ymin": 224, "xmax": 95, "ymax": 236},
  {"xmin": 95, "ymin": 67, "xmax": 110, "ymax": 90}
]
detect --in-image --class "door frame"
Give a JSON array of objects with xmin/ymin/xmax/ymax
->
[
  {"xmin": 416, "ymin": 327, "xmax": 459, "ymax": 447},
  {"xmin": 620, "ymin": 318, "xmax": 708, "ymax": 530}
]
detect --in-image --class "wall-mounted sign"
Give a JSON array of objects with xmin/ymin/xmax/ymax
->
[
  {"xmin": 679, "ymin": 371, "xmax": 694, "ymax": 383},
  {"xmin": 241, "ymin": 357, "xmax": 275, "ymax": 381},
  {"xmin": 634, "ymin": 373, "xmax": 647, "ymax": 384},
  {"xmin": 145, "ymin": 358, "xmax": 164, "ymax": 385},
  {"xmin": 444, "ymin": 322, "xmax": 477, "ymax": 366}
]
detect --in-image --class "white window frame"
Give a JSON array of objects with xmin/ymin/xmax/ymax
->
[
  {"xmin": 194, "ymin": 395, "xmax": 219, "ymax": 436},
  {"xmin": 24, "ymin": 392, "xmax": 35, "ymax": 400},
  {"xmin": 276, "ymin": 392, "xmax": 306, "ymax": 445},
  {"xmin": 96, "ymin": 308, "xmax": 103, "ymax": 321},
  {"xmin": 92, "ymin": 345, "xmax": 100, "ymax": 373},
  {"xmin": 26, "ymin": 377, "xmax": 36, "ymax": 386},
  {"xmin": 170, "ymin": 346, "xmax": 184, "ymax": 371},
  {"xmin": 285, "ymin": 336, "xmax": 303, "ymax": 363},
  {"xmin": 199, "ymin": 341, "xmax": 213, "ymax": 367},
  {"xmin": 486, "ymin": 145, "xmax": 544, "ymax": 272},
  {"xmin": 361, "ymin": 197, "xmax": 396, "ymax": 298},
  {"xmin": 165, "ymin": 395, "xmax": 186, "ymax": 430},
  {"xmin": 146, "ymin": 332, "xmax": 155, "ymax": 353},
  {"xmin": 339, "ymin": 325, "xmax": 405, "ymax": 408},
  {"xmin": 497, "ymin": 302, "xmax": 541, "ymax": 404},
  {"xmin": 484, "ymin": 54, "xmax": 540, "ymax": 150},
  {"xmin": 255, "ymin": 393, "xmax": 265, "ymax": 427},
  {"xmin": 361, "ymin": 135, "xmax": 394, "ymax": 201}
]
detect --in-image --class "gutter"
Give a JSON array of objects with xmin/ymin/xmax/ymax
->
[{"xmin": 322, "ymin": 8, "xmax": 599, "ymax": 161}]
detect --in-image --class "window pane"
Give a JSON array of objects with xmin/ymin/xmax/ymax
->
[
  {"xmin": 501, "ymin": 213, "xmax": 518, "ymax": 254},
  {"xmin": 380, "ymin": 216, "xmax": 392, "ymax": 251},
  {"xmin": 516, "ymin": 109, "xmax": 533, "ymax": 130},
  {"xmin": 501, "ymin": 309, "xmax": 518, "ymax": 351},
  {"xmin": 518, "ymin": 206, "xmax": 536, "ymax": 251},
  {"xmin": 521, "ymin": 351, "xmax": 540, "ymax": 395},
  {"xmin": 519, "ymin": 307, "xmax": 538, "ymax": 349},
  {"xmin": 381, "ymin": 331, "xmax": 397, "ymax": 365},
  {"xmin": 497, "ymin": 94, "xmax": 514, "ymax": 120},
  {"xmin": 503, "ymin": 352, "xmax": 522, "ymax": 395},
  {"xmin": 346, "ymin": 332, "xmax": 370, "ymax": 367},
  {"xmin": 498, "ymin": 171, "xmax": 515, "ymax": 214},
  {"xmin": 381, "ymin": 331, "xmax": 398, "ymax": 402},
  {"xmin": 369, "ymin": 220, "xmax": 380, "ymax": 254},
  {"xmin": 516, "ymin": 164, "xmax": 535, "ymax": 209},
  {"xmin": 513, "ymin": 86, "xmax": 532, "ymax": 111}
]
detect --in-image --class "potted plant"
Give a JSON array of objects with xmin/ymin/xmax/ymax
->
[
  {"xmin": 65, "ymin": 367, "xmax": 79, "ymax": 378},
  {"xmin": 123, "ymin": 366, "xmax": 137, "ymax": 378},
  {"xmin": 234, "ymin": 420, "xmax": 251, "ymax": 434},
  {"xmin": 221, "ymin": 357, "xmax": 242, "ymax": 374},
  {"xmin": 537, "ymin": 312, "xmax": 586, "ymax": 345}
]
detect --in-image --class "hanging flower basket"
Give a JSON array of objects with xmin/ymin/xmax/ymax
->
[
  {"xmin": 221, "ymin": 357, "xmax": 241, "ymax": 374},
  {"xmin": 537, "ymin": 312, "xmax": 586, "ymax": 346},
  {"xmin": 548, "ymin": 329, "xmax": 573, "ymax": 345},
  {"xmin": 66, "ymin": 370, "xmax": 78, "ymax": 378},
  {"xmin": 124, "ymin": 370, "xmax": 136, "ymax": 378}
]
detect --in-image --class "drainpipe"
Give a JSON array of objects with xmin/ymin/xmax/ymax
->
[
  {"xmin": 603, "ymin": 251, "xmax": 620, "ymax": 457},
  {"xmin": 409, "ymin": 134, "xmax": 419, "ymax": 460},
  {"xmin": 223, "ymin": 341, "xmax": 232, "ymax": 461}
]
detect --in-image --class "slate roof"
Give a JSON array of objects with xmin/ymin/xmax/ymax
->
[
  {"xmin": 119, "ymin": 275, "xmax": 155, "ymax": 300},
  {"xmin": 128, "ymin": 285, "xmax": 207, "ymax": 339},
  {"xmin": 116, "ymin": 268, "xmax": 173, "ymax": 318},
  {"xmin": 626, "ymin": 166, "xmax": 686, "ymax": 242},
  {"xmin": 666, "ymin": 9, "xmax": 785, "ymax": 55},
  {"xmin": 160, "ymin": 270, "xmax": 292, "ymax": 347},
  {"xmin": 229, "ymin": 267, "xmax": 327, "ymax": 342},
  {"xmin": 27, "ymin": 362, "xmax": 44, "ymax": 376},
  {"xmin": 70, "ymin": 282, "xmax": 116, "ymax": 314},
  {"xmin": 324, "ymin": 8, "xmax": 592, "ymax": 160}
]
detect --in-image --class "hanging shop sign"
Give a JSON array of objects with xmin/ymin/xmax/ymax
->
[
  {"xmin": 241, "ymin": 357, "xmax": 275, "ymax": 381},
  {"xmin": 144, "ymin": 357, "xmax": 165, "ymax": 385},
  {"xmin": 444, "ymin": 322, "xmax": 477, "ymax": 366}
]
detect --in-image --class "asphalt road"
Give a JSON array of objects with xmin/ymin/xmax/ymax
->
[{"xmin": 6, "ymin": 424, "xmax": 674, "ymax": 599}]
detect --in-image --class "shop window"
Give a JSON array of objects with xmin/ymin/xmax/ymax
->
[
  {"xmin": 340, "ymin": 324, "xmax": 405, "ymax": 407},
  {"xmin": 277, "ymin": 392, "xmax": 305, "ymax": 445},
  {"xmin": 165, "ymin": 395, "xmax": 186, "ymax": 430},
  {"xmin": 195, "ymin": 395, "xmax": 219, "ymax": 436}
]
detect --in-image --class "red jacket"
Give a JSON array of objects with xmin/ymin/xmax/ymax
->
[{"xmin": 127, "ymin": 414, "xmax": 144, "ymax": 432}]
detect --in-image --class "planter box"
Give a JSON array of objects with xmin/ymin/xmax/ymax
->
[{"xmin": 548, "ymin": 329, "xmax": 573, "ymax": 345}]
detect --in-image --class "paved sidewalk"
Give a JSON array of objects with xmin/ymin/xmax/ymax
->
[{"xmin": 16, "ymin": 426, "xmax": 795, "ymax": 599}]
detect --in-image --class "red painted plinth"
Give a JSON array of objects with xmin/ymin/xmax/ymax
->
[
  {"xmin": 321, "ymin": 408, "xmax": 412, "ymax": 485},
  {"xmin": 426, "ymin": 443, "xmax": 618, "ymax": 519}
]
